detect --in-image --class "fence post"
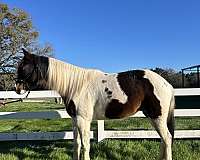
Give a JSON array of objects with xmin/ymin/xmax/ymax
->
[{"xmin": 97, "ymin": 120, "xmax": 105, "ymax": 142}]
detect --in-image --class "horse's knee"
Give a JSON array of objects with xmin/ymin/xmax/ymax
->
[{"xmin": 162, "ymin": 132, "xmax": 172, "ymax": 145}]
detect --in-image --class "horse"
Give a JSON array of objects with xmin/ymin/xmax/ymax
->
[{"xmin": 15, "ymin": 49, "xmax": 175, "ymax": 160}]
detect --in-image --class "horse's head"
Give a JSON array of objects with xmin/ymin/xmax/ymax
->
[{"xmin": 15, "ymin": 49, "xmax": 49, "ymax": 94}]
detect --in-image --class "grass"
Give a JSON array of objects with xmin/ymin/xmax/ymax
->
[
  {"xmin": 0, "ymin": 140, "xmax": 199, "ymax": 160},
  {"xmin": 0, "ymin": 101, "xmax": 199, "ymax": 160},
  {"xmin": 105, "ymin": 117, "xmax": 200, "ymax": 130},
  {"xmin": 0, "ymin": 101, "xmax": 64, "ymax": 112}
]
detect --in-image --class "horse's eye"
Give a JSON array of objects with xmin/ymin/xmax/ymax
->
[{"xmin": 15, "ymin": 79, "xmax": 24, "ymax": 84}]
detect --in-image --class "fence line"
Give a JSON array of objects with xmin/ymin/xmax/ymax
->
[
  {"xmin": 0, "ymin": 109, "xmax": 200, "ymax": 120},
  {"xmin": 174, "ymin": 88, "xmax": 200, "ymax": 96},
  {"xmin": 0, "ymin": 131, "xmax": 94, "ymax": 141},
  {"xmin": 0, "ymin": 109, "xmax": 199, "ymax": 141},
  {"xmin": 97, "ymin": 109, "xmax": 200, "ymax": 142},
  {"xmin": 0, "ymin": 89, "xmax": 200, "ymax": 141},
  {"xmin": 0, "ymin": 88, "xmax": 200, "ymax": 99}
]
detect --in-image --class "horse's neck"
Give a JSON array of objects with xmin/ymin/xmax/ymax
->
[
  {"xmin": 47, "ymin": 58, "xmax": 101, "ymax": 104},
  {"xmin": 64, "ymin": 66, "xmax": 88, "ymax": 100}
]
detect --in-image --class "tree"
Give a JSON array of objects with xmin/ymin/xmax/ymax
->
[
  {"xmin": 185, "ymin": 72, "xmax": 199, "ymax": 88},
  {"xmin": 0, "ymin": 3, "xmax": 53, "ymax": 90},
  {"xmin": 152, "ymin": 68, "xmax": 183, "ymax": 88},
  {"xmin": 152, "ymin": 67, "xmax": 200, "ymax": 88}
]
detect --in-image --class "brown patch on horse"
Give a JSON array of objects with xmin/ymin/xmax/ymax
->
[
  {"xmin": 105, "ymin": 87, "xmax": 109, "ymax": 92},
  {"xmin": 105, "ymin": 70, "xmax": 161, "ymax": 119},
  {"xmin": 65, "ymin": 99, "xmax": 77, "ymax": 117},
  {"xmin": 62, "ymin": 97, "xmax": 76, "ymax": 117},
  {"xmin": 104, "ymin": 88, "xmax": 113, "ymax": 98}
]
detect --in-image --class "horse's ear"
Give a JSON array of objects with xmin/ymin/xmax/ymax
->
[
  {"xmin": 22, "ymin": 48, "xmax": 33, "ymax": 60},
  {"xmin": 22, "ymin": 48, "xmax": 30, "ymax": 55}
]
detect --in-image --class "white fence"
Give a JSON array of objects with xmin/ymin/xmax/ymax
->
[{"xmin": 0, "ymin": 88, "xmax": 200, "ymax": 141}]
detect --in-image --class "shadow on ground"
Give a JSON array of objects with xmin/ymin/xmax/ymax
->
[{"xmin": 0, "ymin": 140, "xmax": 73, "ymax": 160}]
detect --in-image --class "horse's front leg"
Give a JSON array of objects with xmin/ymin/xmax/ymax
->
[
  {"xmin": 77, "ymin": 115, "xmax": 91, "ymax": 160},
  {"xmin": 72, "ymin": 118, "xmax": 81, "ymax": 160}
]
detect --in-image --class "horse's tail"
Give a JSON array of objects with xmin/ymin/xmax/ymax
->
[{"xmin": 167, "ymin": 90, "xmax": 175, "ymax": 142}]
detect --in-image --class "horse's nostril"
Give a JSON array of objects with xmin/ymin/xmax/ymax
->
[
  {"xmin": 15, "ymin": 87, "xmax": 18, "ymax": 92},
  {"xmin": 16, "ymin": 89, "xmax": 21, "ymax": 94}
]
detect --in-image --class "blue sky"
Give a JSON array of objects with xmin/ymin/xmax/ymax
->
[{"xmin": 2, "ymin": 0, "xmax": 200, "ymax": 72}]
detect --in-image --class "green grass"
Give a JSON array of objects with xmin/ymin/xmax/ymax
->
[
  {"xmin": 0, "ymin": 101, "xmax": 199, "ymax": 160},
  {"xmin": 0, "ymin": 119, "xmax": 71, "ymax": 133},
  {"xmin": 0, "ymin": 140, "xmax": 199, "ymax": 160},
  {"xmin": 105, "ymin": 117, "xmax": 200, "ymax": 130},
  {"xmin": 0, "ymin": 117, "xmax": 199, "ymax": 133},
  {"xmin": 0, "ymin": 101, "xmax": 64, "ymax": 112}
]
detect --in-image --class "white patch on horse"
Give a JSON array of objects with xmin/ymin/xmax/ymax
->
[
  {"xmin": 88, "ymin": 74, "xmax": 128, "ymax": 119},
  {"xmin": 144, "ymin": 69, "xmax": 174, "ymax": 118},
  {"xmin": 103, "ymin": 74, "xmax": 128, "ymax": 103}
]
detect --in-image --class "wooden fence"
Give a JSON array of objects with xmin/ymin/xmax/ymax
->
[{"xmin": 0, "ymin": 88, "xmax": 200, "ymax": 141}]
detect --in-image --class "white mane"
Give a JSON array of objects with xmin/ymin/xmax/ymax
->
[{"xmin": 47, "ymin": 57, "xmax": 102, "ymax": 104}]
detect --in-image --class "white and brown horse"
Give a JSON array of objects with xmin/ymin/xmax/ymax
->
[{"xmin": 15, "ymin": 49, "xmax": 175, "ymax": 160}]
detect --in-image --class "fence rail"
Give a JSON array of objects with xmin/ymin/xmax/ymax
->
[{"xmin": 0, "ymin": 89, "xmax": 200, "ymax": 141}]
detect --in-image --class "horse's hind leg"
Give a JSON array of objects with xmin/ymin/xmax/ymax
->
[{"xmin": 150, "ymin": 116, "xmax": 172, "ymax": 160}]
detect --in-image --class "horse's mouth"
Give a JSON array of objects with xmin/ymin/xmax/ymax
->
[
  {"xmin": 16, "ymin": 89, "xmax": 27, "ymax": 95},
  {"xmin": 15, "ymin": 83, "xmax": 27, "ymax": 95}
]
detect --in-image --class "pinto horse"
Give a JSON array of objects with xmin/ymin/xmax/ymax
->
[{"xmin": 15, "ymin": 49, "xmax": 175, "ymax": 160}]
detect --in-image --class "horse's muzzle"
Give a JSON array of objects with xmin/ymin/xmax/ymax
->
[{"xmin": 15, "ymin": 83, "xmax": 27, "ymax": 95}]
